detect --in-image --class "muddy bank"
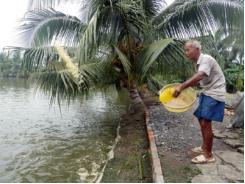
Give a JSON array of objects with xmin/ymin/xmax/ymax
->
[{"xmin": 101, "ymin": 97, "xmax": 152, "ymax": 182}]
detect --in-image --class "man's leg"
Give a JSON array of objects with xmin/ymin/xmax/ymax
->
[
  {"xmin": 199, "ymin": 118, "xmax": 213, "ymax": 158},
  {"xmin": 199, "ymin": 119, "xmax": 205, "ymax": 150}
]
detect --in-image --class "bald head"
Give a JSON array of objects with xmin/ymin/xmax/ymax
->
[{"xmin": 184, "ymin": 40, "xmax": 201, "ymax": 62}]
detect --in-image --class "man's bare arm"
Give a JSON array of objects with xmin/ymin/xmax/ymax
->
[{"xmin": 173, "ymin": 71, "xmax": 206, "ymax": 97}]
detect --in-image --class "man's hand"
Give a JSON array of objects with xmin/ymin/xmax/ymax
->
[
  {"xmin": 172, "ymin": 72, "xmax": 205, "ymax": 98},
  {"xmin": 173, "ymin": 84, "xmax": 183, "ymax": 97}
]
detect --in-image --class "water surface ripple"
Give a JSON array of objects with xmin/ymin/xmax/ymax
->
[{"xmin": 0, "ymin": 79, "xmax": 127, "ymax": 182}]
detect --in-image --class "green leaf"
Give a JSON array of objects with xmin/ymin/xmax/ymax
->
[
  {"xmin": 154, "ymin": 0, "xmax": 244, "ymax": 38},
  {"xmin": 76, "ymin": 9, "xmax": 99, "ymax": 65},
  {"xmin": 19, "ymin": 8, "xmax": 84, "ymax": 47},
  {"xmin": 114, "ymin": 45, "xmax": 132, "ymax": 76},
  {"xmin": 138, "ymin": 38, "xmax": 174, "ymax": 79}
]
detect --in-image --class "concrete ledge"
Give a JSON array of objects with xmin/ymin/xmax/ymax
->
[{"xmin": 145, "ymin": 110, "xmax": 164, "ymax": 183}]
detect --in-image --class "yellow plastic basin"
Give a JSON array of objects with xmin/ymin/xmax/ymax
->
[{"xmin": 159, "ymin": 83, "xmax": 197, "ymax": 113}]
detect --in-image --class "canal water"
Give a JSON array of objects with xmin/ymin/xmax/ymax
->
[{"xmin": 0, "ymin": 79, "xmax": 128, "ymax": 182}]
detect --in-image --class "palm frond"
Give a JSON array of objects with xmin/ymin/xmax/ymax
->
[
  {"xmin": 54, "ymin": 44, "xmax": 102, "ymax": 90},
  {"xmin": 93, "ymin": 60, "xmax": 118, "ymax": 86},
  {"xmin": 116, "ymin": 0, "xmax": 149, "ymax": 39},
  {"xmin": 33, "ymin": 67, "xmax": 82, "ymax": 106},
  {"xmin": 19, "ymin": 8, "xmax": 84, "ymax": 47},
  {"xmin": 212, "ymin": 27, "xmax": 244, "ymax": 63},
  {"xmin": 114, "ymin": 45, "xmax": 132, "ymax": 76},
  {"xmin": 31, "ymin": 42, "xmax": 116, "ymax": 105},
  {"xmin": 85, "ymin": 0, "xmax": 148, "ymax": 44},
  {"xmin": 32, "ymin": 58, "xmax": 102, "ymax": 106},
  {"xmin": 146, "ymin": 75, "xmax": 164, "ymax": 94},
  {"xmin": 21, "ymin": 46, "xmax": 57, "ymax": 71},
  {"xmin": 76, "ymin": 9, "xmax": 99, "ymax": 65},
  {"xmin": 154, "ymin": 0, "xmax": 243, "ymax": 38},
  {"xmin": 76, "ymin": 0, "xmax": 150, "ymax": 66},
  {"xmin": 96, "ymin": 7, "xmax": 125, "ymax": 45},
  {"xmin": 143, "ymin": 0, "xmax": 166, "ymax": 16},
  {"xmin": 138, "ymin": 38, "xmax": 174, "ymax": 79},
  {"xmin": 27, "ymin": 0, "xmax": 79, "ymax": 10}
]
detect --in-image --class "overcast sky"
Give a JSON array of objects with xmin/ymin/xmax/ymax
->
[
  {"xmin": 0, "ymin": 0, "xmax": 174, "ymax": 50},
  {"xmin": 0, "ymin": 0, "xmax": 28, "ymax": 49}
]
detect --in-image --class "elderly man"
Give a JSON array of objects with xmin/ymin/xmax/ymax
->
[{"xmin": 173, "ymin": 40, "xmax": 226, "ymax": 164}]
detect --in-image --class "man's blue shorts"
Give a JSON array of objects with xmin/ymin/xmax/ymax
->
[{"xmin": 194, "ymin": 93, "xmax": 225, "ymax": 122}]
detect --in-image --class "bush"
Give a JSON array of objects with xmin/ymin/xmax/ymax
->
[{"xmin": 224, "ymin": 63, "xmax": 244, "ymax": 93}]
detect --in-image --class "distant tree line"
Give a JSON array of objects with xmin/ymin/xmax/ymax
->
[{"xmin": 0, "ymin": 51, "xmax": 29, "ymax": 78}]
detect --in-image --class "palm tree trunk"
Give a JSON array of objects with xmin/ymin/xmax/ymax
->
[{"xmin": 128, "ymin": 80, "xmax": 147, "ymax": 114}]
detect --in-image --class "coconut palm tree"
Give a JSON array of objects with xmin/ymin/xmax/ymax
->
[{"xmin": 10, "ymin": 0, "xmax": 244, "ymax": 104}]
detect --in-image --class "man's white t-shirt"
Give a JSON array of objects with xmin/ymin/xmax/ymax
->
[{"xmin": 196, "ymin": 53, "xmax": 226, "ymax": 102}]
